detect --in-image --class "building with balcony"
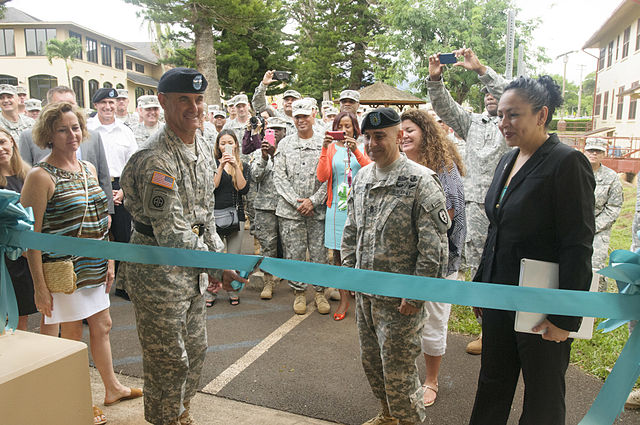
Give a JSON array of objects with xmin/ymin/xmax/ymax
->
[
  {"xmin": 0, "ymin": 7, "xmax": 163, "ymax": 112},
  {"xmin": 584, "ymin": 0, "xmax": 640, "ymax": 138}
]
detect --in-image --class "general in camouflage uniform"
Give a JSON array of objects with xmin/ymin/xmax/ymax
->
[
  {"xmin": 251, "ymin": 117, "xmax": 288, "ymax": 299},
  {"xmin": 131, "ymin": 95, "xmax": 161, "ymax": 146},
  {"xmin": 426, "ymin": 50, "xmax": 509, "ymax": 278},
  {"xmin": 252, "ymin": 70, "xmax": 300, "ymax": 136},
  {"xmin": 584, "ymin": 138, "xmax": 623, "ymax": 290},
  {"xmin": 120, "ymin": 68, "xmax": 243, "ymax": 425},
  {"xmin": 342, "ymin": 108, "xmax": 449, "ymax": 425},
  {"xmin": 0, "ymin": 84, "xmax": 35, "ymax": 141},
  {"xmin": 273, "ymin": 98, "xmax": 329, "ymax": 315}
]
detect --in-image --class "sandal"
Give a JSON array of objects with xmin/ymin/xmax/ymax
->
[
  {"xmin": 93, "ymin": 405, "xmax": 107, "ymax": 425},
  {"xmin": 205, "ymin": 296, "xmax": 216, "ymax": 308},
  {"xmin": 422, "ymin": 384, "xmax": 438, "ymax": 407},
  {"xmin": 229, "ymin": 297, "xmax": 240, "ymax": 306}
]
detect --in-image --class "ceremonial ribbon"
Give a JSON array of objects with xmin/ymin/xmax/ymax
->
[{"xmin": 1, "ymin": 189, "xmax": 639, "ymax": 423}]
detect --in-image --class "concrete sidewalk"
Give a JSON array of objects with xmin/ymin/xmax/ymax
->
[{"xmin": 90, "ymin": 369, "xmax": 339, "ymax": 425}]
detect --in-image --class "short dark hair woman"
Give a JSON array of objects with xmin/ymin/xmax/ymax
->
[{"xmin": 469, "ymin": 76, "xmax": 595, "ymax": 425}]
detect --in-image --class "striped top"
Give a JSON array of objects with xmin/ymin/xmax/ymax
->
[{"xmin": 37, "ymin": 161, "xmax": 109, "ymax": 290}]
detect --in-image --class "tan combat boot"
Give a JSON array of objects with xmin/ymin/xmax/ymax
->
[
  {"xmin": 626, "ymin": 388, "xmax": 640, "ymax": 409},
  {"xmin": 362, "ymin": 401, "xmax": 398, "ymax": 425},
  {"xmin": 315, "ymin": 291, "xmax": 330, "ymax": 314},
  {"xmin": 260, "ymin": 275, "xmax": 274, "ymax": 300},
  {"xmin": 293, "ymin": 290, "xmax": 307, "ymax": 314},
  {"xmin": 466, "ymin": 335, "xmax": 482, "ymax": 355},
  {"xmin": 179, "ymin": 400, "xmax": 196, "ymax": 425}
]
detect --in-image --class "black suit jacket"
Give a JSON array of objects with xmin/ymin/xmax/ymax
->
[
  {"xmin": 474, "ymin": 134, "xmax": 595, "ymax": 331},
  {"xmin": 18, "ymin": 129, "xmax": 114, "ymax": 213}
]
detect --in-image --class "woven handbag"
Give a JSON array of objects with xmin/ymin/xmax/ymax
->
[{"xmin": 42, "ymin": 162, "xmax": 88, "ymax": 294}]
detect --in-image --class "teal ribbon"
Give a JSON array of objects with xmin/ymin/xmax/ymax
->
[{"xmin": 1, "ymin": 189, "xmax": 639, "ymax": 423}]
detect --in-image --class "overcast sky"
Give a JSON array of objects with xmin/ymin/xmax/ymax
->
[{"xmin": 8, "ymin": 0, "xmax": 622, "ymax": 84}]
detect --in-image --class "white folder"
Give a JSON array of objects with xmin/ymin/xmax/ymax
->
[{"xmin": 514, "ymin": 258, "xmax": 598, "ymax": 340}]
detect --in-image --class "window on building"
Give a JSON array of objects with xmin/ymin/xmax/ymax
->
[
  {"xmin": 114, "ymin": 47, "xmax": 124, "ymax": 70},
  {"xmin": 0, "ymin": 75, "xmax": 18, "ymax": 85},
  {"xmin": 594, "ymin": 93, "xmax": 601, "ymax": 116},
  {"xmin": 630, "ymin": 82, "xmax": 639, "ymax": 121},
  {"xmin": 88, "ymin": 79, "xmax": 99, "ymax": 108},
  {"xmin": 69, "ymin": 31, "xmax": 82, "ymax": 59},
  {"xmin": 607, "ymin": 40, "xmax": 613, "ymax": 67},
  {"xmin": 25, "ymin": 28, "xmax": 56, "ymax": 56},
  {"xmin": 28, "ymin": 74, "xmax": 58, "ymax": 100},
  {"xmin": 126, "ymin": 60, "xmax": 132, "ymax": 70},
  {"xmin": 0, "ymin": 29, "xmax": 15, "ymax": 56},
  {"xmin": 103, "ymin": 82, "xmax": 112, "ymax": 88},
  {"xmin": 603, "ymin": 91, "xmax": 609, "ymax": 119},
  {"xmin": 623, "ymin": 26, "xmax": 631, "ymax": 58},
  {"xmin": 135, "ymin": 87, "xmax": 145, "ymax": 103},
  {"xmin": 116, "ymin": 83, "xmax": 124, "ymax": 89},
  {"xmin": 616, "ymin": 86, "xmax": 625, "ymax": 120},
  {"xmin": 72, "ymin": 76, "xmax": 84, "ymax": 108},
  {"xmin": 615, "ymin": 35, "xmax": 620, "ymax": 60},
  {"xmin": 135, "ymin": 63, "xmax": 145, "ymax": 73},
  {"xmin": 101, "ymin": 43, "xmax": 111, "ymax": 66},
  {"xmin": 147, "ymin": 89, "xmax": 154, "ymax": 95},
  {"xmin": 86, "ymin": 38, "xmax": 98, "ymax": 63},
  {"xmin": 597, "ymin": 47, "xmax": 606, "ymax": 71},
  {"xmin": 637, "ymin": 18, "xmax": 640, "ymax": 51}
]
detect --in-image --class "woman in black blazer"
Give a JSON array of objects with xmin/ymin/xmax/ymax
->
[{"xmin": 469, "ymin": 76, "xmax": 595, "ymax": 425}]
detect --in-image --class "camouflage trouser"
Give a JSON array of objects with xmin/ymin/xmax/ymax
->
[
  {"xmin": 244, "ymin": 185, "xmax": 257, "ymax": 229},
  {"xmin": 255, "ymin": 209, "xmax": 279, "ymax": 258},
  {"xmin": 632, "ymin": 210, "xmax": 640, "ymax": 252},
  {"xmin": 356, "ymin": 293, "xmax": 427, "ymax": 423},
  {"xmin": 279, "ymin": 216, "xmax": 326, "ymax": 292},
  {"xmin": 462, "ymin": 201, "xmax": 489, "ymax": 278},
  {"xmin": 130, "ymin": 292, "xmax": 206, "ymax": 425},
  {"xmin": 592, "ymin": 230, "xmax": 611, "ymax": 291}
]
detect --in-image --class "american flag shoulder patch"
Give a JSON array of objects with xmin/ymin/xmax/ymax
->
[{"xmin": 151, "ymin": 171, "xmax": 175, "ymax": 189}]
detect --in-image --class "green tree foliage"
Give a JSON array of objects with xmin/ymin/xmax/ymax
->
[
  {"xmin": 373, "ymin": 0, "xmax": 548, "ymax": 112},
  {"xmin": 46, "ymin": 38, "xmax": 82, "ymax": 86},
  {"xmin": 550, "ymin": 72, "xmax": 595, "ymax": 118},
  {"xmin": 288, "ymin": 0, "xmax": 387, "ymax": 101}
]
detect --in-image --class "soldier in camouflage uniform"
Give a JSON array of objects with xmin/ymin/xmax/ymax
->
[
  {"xmin": 427, "ymin": 49, "xmax": 509, "ymax": 279},
  {"xmin": 584, "ymin": 138, "xmax": 623, "ymax": 290},
  {"xmin": 251, "ymin": 117, "xmax": 288, "ymax": 299},
  {"xmin": 273, "ymin": 98, "xmax": 330, "ymax": 315},
  {"xmin": 115, "ymin": 89, "xmax": 139, "ymax": 128},
  {"xmin": 131, "ymin": 95, "xmax": 161, "ymax": 146},
  {"xmin": 341, "ymin": 108, "xmax": 449, "ymax": 425},
  {"xmin": 120, "ymin": 68, "xmax": 246, "ymax": 425},
  {"xmin": 0, "ymin": 84, "xmax": 35, "ymax": 141},
  {"xmin": 252, "ymin": 70, "xmax": 300, "ymax": 136}
]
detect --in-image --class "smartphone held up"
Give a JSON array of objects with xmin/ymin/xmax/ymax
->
[
  {"xmin": 327, "ymin": 131, "xmax": 345, "ymax": 140},
  {"xmin": 438, "ymin": 53, "xmax": 458, "ymax": 64}
]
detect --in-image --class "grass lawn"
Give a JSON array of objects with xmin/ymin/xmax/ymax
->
[{"xmin": 448, "ymin": 182, "xmax": 639, "ymax": 386}]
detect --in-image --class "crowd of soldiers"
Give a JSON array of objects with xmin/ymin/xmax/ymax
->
[{"xmin": 0, "ymin": 48, "xmax": 636, "ymax": 423}]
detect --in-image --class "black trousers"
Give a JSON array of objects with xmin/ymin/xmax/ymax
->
[
  {"xmin": 469, "ymin": 308, "xmax": 572, "ymax": 425},
  {"xmin": 111, "ymin": 178, "xmax": 132, "ymax": 281}
]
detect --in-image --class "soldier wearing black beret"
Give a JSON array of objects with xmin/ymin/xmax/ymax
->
[{"xmin": 119, "ymin": 67, "xmax": 246, "ymax": 425}]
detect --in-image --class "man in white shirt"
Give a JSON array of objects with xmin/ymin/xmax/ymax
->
[{"xmin": 88, "ymin": 87, "xmax": 138, "ymax": 298}]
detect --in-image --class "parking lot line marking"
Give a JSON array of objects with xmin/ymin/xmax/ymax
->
[{"xmin": 201, "ymin": 303, "xmax": 317, "ymax": 395}]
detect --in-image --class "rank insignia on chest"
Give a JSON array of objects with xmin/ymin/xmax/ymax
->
[{"xmin": 151, "ymin": 171, "xmax": 175, "ymax": 189}]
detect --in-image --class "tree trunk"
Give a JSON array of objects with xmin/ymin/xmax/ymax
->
[
  {"xmin": 193, "ymin": 12, "xmax": 221, "ymax": 106},
  {"xmin": 65, "ymin": 59, "xmax": 71, "ymax": 87},
  {"xmin": 349, "ymin": 41, "xmax": 366, "ymax": 90}
]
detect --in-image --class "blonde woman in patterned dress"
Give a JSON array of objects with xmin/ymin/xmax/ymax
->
[{"xmin": 21, "ymin": 102, "xmax": 141, "ymax": 423}]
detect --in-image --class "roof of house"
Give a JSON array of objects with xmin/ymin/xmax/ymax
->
[
  {"xmin": 358, "ymin": 81, "xmax": 425, "ymax": 105},
  {"xmin": 127, "ymin": 72, "xmax": 159, "ymax": 88},
  {"xmin": 125, "ymin": 42, "xmax": 159, "ymax": 65},
  {"xmin": 0, "ymin": 7, "xmax": 41, "ymax": 23},
  {"xmin": 583, "ymin": 0, "xmax": 640, "ymax": 49}
]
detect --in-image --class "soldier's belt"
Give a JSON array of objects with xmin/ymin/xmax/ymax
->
[
  {"xmin": 1, "ymin": 191, "xmax": 638, "ymax": 425},
  {"xmin": 134, "ymin": 220, "xmax": 205, "ymax": 238}
]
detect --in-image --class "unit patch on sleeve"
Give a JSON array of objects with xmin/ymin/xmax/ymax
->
[{"xmin": 151, "ymin": 171, "xmax": 175, "ymax": 189}]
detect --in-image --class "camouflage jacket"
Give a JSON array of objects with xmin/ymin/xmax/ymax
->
[
  {"xmin": 120, "ymin": 124, "xmax": 224, "ymax": 301},
  {"xmin": 341, "ymin": 155, "xmax": 450, "ymax": 304},
  {"xmin": 427, "ymin": 66, "xmax": 510, "ymax": 203},
  {"xmin": 0, "ymin": 113, "xmax": 34, "ymax": 141},
  {"xmin": 594, "ymin": 164, "xmax": 622, "ymax": 234},
  {"xmin": 273, "ymin": 132, "xmax": 327, "ymax": 220},
  {"xmin": 250, "ymin": 148, "xmax": 278, "ymax": 211},
  {"xmin": 131, "ymin": 122, "xmax": 160, "ymax": 146},
  {"xmin": 251, "ymin": 82, "xmax": 297, "ymax": 136}
]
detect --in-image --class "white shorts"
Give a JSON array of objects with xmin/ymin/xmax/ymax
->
[
  {"xmin": 45, "ymin": 285, "xmax": 110, "ymax": 325},
  {"xmin": 420, "ymin": 272, "xmax": 457, "ymax": 356}
]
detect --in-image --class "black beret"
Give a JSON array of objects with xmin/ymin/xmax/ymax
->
[
  {"xmin": 92, "ymin": 88, "xmax": 118, "ymax": 104},
  {"xmin": 360, "ymin": 107, "xmax": 401, "ymax": 133},
  {"xmin": 158, "ymin": 67, "xmax": 208, "ymax": 94}
]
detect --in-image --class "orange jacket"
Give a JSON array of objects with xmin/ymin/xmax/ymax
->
[{"xmin": 316, "ymin": 142, "xmax": 371, "ymax": 207}]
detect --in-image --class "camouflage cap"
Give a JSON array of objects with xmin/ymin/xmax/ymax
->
[
  {"xmin": 282, "ymin": 89, "xmax": 302, "ymax": 100},
  {"xmin": 339, "ymin": 89, "xmax": 360, "ymax": 102},
  {"xmin": 325, "ymin": 107, "xmax": 339, "ymax": 116},
  {"xmin": 0, "ymin": 84, "xmax": 17, "ymax": 96},
  {"xmin": 24, "ymin": 98, "xmax": 42, "ymax": 111},
  {"xmin": 304, "ymin": 97, "xmax": 318, "ymax": 108},
  {"xmin": 234, "ymin": 94, "xmax": 249, "ymax": 105},
  {"xmin": 291, "ymin": 98, "xmax": 314, "ymax": 117},
  {"xmin": 116, "ymin": 89, "xmax": 129, "ymax": 99},
  {"xmin": 16, "ymin": 86, "xmax": 27, "ymax": 95},
  {"xmin": 137, "ymin": 95, "xmax": 160, "ymax": 109},
  {"xmin": 585, "ymin": 137, "xmax": 607, "ymax": 152},
  {"xmin": 360, "ymin": 107, "xmax": 401, "ymax": 133},
  {"xmin": 207, "ymin": 104, "xmax": 220, "ymax": 113},
  {"xmin": 212, "ymin": 109, "xmax": 226, "ymax": 118},
  {"xmin": 321, "ymin": 100, "xmax": 333, "ymax": 109},
  {"xmin": 266, "ymin": 116, "xmax": 287, "ymax": 129}
]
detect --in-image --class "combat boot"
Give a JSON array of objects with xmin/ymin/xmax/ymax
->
[
  {"xmin": 466, "ymin": 335, "xmax": 482, "ymax": 355},
  {"xmin": 179, "ymin": 400, "xmax": 196, "ymax": 425},
  {"xmin": 315, "ymin": 291, "xmax": 330, "ymax": 314},
  {"xmin": 260, "ymin": 275, "xmax": 274, "ymax": 300},
  {"xmin": 293, "ymin": 290, "xmax": 307, "ymax": 314}
]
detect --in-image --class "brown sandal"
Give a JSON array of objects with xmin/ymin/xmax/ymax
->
[
  {"xmin": 103, "ymin": 387, "xmax": 143, "ymax": 406},
  {"xmin": 93, "ymin": 405, "xmax": 107, "ymax": 425}
]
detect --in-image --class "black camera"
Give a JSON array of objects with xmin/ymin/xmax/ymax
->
[
  {"xmin": 250, "ymin": 115, "xmax": 265, "ymax": 129},
  {"xmin": 273, "ymin": 71, "xmax": 291, "ymax": 81}
]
